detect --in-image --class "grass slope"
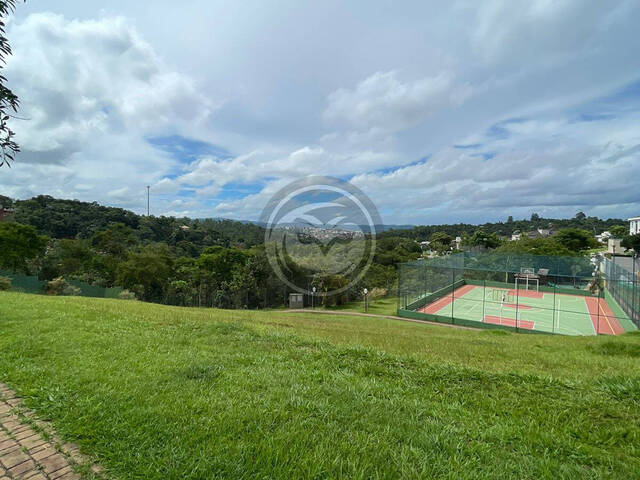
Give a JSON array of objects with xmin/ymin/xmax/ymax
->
[
  {"xmin": 1, "ymin": 292, "xmax": 640, "ymax": 479},
  {"xmin": 321, "ymin": 296, "xmax": 399, "ymax": 316}
]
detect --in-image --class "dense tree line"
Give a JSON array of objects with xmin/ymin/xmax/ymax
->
[
  {"xmin": 0, "ymin": 195, "xmax": 419, "ymax": 307},
  {"xmin": 382, "ymin": 211, "xmax": 626, "ymax": 242},
  {"xmin": 1, "ymin": 195, "xmax": 635, "ymax": 309},
  {"xmin": 0, "ymin": 195, "xmax": 264, "ymax": 249}
]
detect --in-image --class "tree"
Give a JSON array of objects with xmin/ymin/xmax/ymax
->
[
  {"xmin": 610, "ymin": 225, "xmax": 628, "ymax": 239},
  {"xmin": 0, "ymin": 222, "xmax": 48, "ymax": 272},
  {"xmin": 91, "ymin": 223, "xmax": 136, "ymax": 259},
  {"xmin": 116, "ymin": 244, "xmax": 174, "ymax": 302},
  {"xmin": 554, "ymin": 228, "xmax": 597, "ymax": 253},
  {"xmin": 530, "ymin": 213, "xmax": 540, "ymax": 221},
  {"xmin": 429, "ymin": 232, "xmax": 453, "ymax": 253},
  {"xmin": 575, "ymin": 212, "xmax": 586, "ymax": 220},
  {"xmin": 0, "ymin": 0, "xmax": 23, "ymax": 167},
  {"xmin": 497, "ymin": 238, "xmax": 573, "ymax": 256},
  {"xmin": 621, "ymin": 234, "xmax": 640, "ymax": 253},
  {"xmin": 40, "ymin": 238, "xmax": 93, "ymax": 281},
  {"xmin": 462, "ymin": 229, "xmax": 502, "ymax": 249},
  {"xmin": 507, "ymin": 216, "xmax": 514, "ymax": 223}
]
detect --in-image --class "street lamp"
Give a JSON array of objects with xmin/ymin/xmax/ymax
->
[
  {"xmin": 311, "ymin": 286, "xmax": 316, "ymax": 309},
  {"xmin": 363, "ymin": 288, "xmax": 368, "ymax": 313}
]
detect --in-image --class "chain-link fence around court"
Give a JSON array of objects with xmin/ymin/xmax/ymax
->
[
  {"xmin": 398, "ymin": 252, "xmax": 638, "ymax": 336},
  {"xmin": 603, "ymin": 256, "xmax": 639, "ymax": 330}
]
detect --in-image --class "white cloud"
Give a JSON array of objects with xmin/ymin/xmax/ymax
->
[
  {"xmin": 350, "ymin": 112, "xmax": 640, "ymax": 223},
  {"xmin": 324, "ymin": 71, "xmax": 470, "ymax": 134},
  {"xmin": 1, "ymin": 13, "xmax": 212, "ymax": 213},
  {"xmin": 1, "ymin": 1, "xmax": 639, "ymax": 223}
]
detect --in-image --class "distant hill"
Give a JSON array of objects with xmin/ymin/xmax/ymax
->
[
  {"xmin": 1, "ymin": 194, "xmax": 626, "ymax": 243},
  {"xmin": 379, "ymin": 215, "xmax": 626, "ymax": 241},
  {"xmin": 0, "ymin": 195, "xmax": 265, "ymax": 248}
]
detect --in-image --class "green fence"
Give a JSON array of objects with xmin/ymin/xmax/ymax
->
[
  {"xmin": 1, "ymin": 270, "xmax": 123, "ymax": 299},
  {"xmin": 603, "ymin": 257, "xmax": 639, "ymax": 330}
]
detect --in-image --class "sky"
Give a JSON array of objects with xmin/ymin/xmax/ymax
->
[{"xmin": 1, "ymin": 0, "xmax": 639, "ymax": 225}]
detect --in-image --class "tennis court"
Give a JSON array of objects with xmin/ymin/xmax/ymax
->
[
  {"xmin": 397, "ymin": 252, "xmax": 639, "ymax": 335},
  {"xmin": 417, "ymin": 284, "xmax": 624, "ymax": 335}
]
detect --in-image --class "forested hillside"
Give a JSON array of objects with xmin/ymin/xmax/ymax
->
[
  {"xmin": 0, "ymin": 195, "xmax": 416, "ymax": 307},
  {"xmin": 0, "ymin": 195, "xmax": 264, "ymax": 249},
  {"xmin": 0, "ymin": 195, "xmax": 629, "ymax": 309},
  {"xmin": 381, "ymin": 212, "xmax": 625, "ymax": 241}
]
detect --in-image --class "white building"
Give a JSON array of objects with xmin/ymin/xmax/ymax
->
[
  {"xmin": 608, "ymin": 238, "xmax": 622, "ymax": 254},
  {"xmin": 629, "ymin": 216, "xmax": 640, "ymax": 235}
]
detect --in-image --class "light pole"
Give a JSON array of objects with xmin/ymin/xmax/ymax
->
[
  {"xmin": 363, "ymin": 288, "xmax": 368, "ymax": 313},
  {"xmin": 311, "ymin": 286, "xmax": 316, "ymax": 309},
  {"xmin": 146, "ymin": 185, "xmax": 150, "ymax": 216},
  {"xmin": 633, "ymin": 253, "xmax": 637, "ymax": 326}
]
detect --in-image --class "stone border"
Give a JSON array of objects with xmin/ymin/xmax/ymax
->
[{"xmin": 0, "ymin": 384, "xmax": 105, "ymax": 480}]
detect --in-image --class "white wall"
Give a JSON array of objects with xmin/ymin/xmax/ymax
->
[{"xmin": 608, "ymin": 238, "xmax": 622, "ymax": 254}]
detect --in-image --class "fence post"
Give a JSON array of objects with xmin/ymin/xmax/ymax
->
[
  {"xmin": 596, "ymin": 286, "xmax": 601, "ymax": 335},
  {"xmin": 633, "ymin": 253, "xmax": 637, "ymax": 327},
  {"xmin": 515, "ymin": 279, "xmax": 519, "ymax": 333},
  {"xmin": 398, "ymin": 265, "xmax": 403, "ymax": 311},
  {"xmin": 482, "ymin": 278, "xmax": 486, "ymax": 323},
  {"xmin": 423, "ymin": 261, "xmax": 427, "ymax": 308},
  {"xmin": 451, "ymin": 265, "xmax": 455, "ymax": 324},
  {"xmin": 552, "ymin": 281, "xmax": 556, "ymax": 334}
]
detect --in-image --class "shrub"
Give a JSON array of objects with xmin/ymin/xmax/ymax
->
[
  {"xmin": 117, "ymin": 289, "xmax": 137, "ymax": 300},
  {"xmin": 45, "ymin": 277, "xmax": 81, "ymax": 296},
  {"xmin": 368, "ymin": 287, "xmax": 388, "ymax": 299},
  {"xmin": 0, "ymin": 276, "xmax": 11, "ymax": 291}
]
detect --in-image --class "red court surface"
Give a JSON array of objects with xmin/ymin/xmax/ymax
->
[
  {"xmin": 584, "ymin": 297, "xmax": 625, "ymax": 335},
  {"xmin": 506, "ymin": 289, "xmax": 543, "ymax": 299},
  {"xmin": 483, "ymin": 315, "xmax": 535, "ymax": 330},
  {"xmin": 417, "ymin": 284, "xmax": 475, "ymax": 314},
  {"xmin": 415, "ymin": 284, "xmax": 627, "ymax": 335}
]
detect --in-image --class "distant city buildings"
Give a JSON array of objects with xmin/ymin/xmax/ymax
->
[
  {"xmin": 509, "ymin": 227, "xmax": 556, "ymax": 241},
  {"xmin": 285, "ymin": 226, "xmax": 364, "ymax": 242},
  {"xmin": 629, "ymin": 216, "xmax": 640, "ymax": 235}
]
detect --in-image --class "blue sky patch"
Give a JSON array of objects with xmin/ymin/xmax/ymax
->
[{"xmin": 148, "ymin": 135, "xmax": 233, "ymax": 162}]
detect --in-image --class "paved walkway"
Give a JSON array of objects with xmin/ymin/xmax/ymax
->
[{"xmin": 0, "ymin": 384, "xmax": 103, "ymax": 480}]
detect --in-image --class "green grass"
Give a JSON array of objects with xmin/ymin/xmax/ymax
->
[
  {"xmin": 322, "ymin": 296, "xmax": 398, "ymax": 316},
  {"xmin": 1, "ymin": 292, "xmax": 640, "ymax": 479}
]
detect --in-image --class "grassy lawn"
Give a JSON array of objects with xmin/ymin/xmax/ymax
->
[
  {"xmin": 322, "ymin": 296, "xmax": 398, "ymax": 316},
  {"xmin": 1, "ymin": 292, "xmax": 640, "ymax": 479}
]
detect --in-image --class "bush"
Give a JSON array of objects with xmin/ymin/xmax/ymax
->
[
  {"xmin": 117, "ymin": 289, "xmax": 137, "ymax": 300},
  {"xmin": 368, "ymin": 287, "xmax": 388, "ymax": 299},
  {"xmin": 45, "ymin": 277, "xmax": 81, "ymax": 296},
  {"xmin": 0, "ymin": 276, "xmax": 11, "ymax": 291}
]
